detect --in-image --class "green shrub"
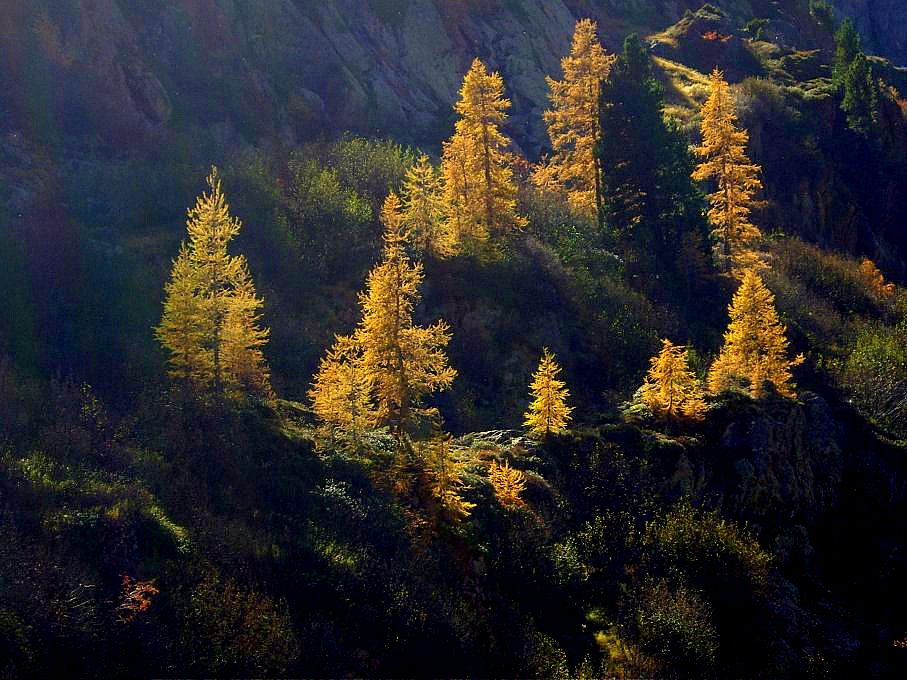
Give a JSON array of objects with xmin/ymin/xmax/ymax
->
[
  {"xmin": 636, "ymin": 579, "xmax": 718, "ymax": 675},
  {"xmin": 643, "ymin": 502, "xmax": 772, "ymax": 594},
  {"xmin": 838, "ymin": 320, "xmax": 907, "ymax": 438}
]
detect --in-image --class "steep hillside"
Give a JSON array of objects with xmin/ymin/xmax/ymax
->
[{"xmin": 2, "ymin": 3, "xmax": 907, "ymax": 678}]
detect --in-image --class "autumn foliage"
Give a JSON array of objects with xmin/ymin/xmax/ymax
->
[
  {"xmin": 441, "ymin": 58, "xmax": 527, "ymax": 256},
  {"xmin": 524, "ymin": 348, "xmax": 573, "ymax": 436},
  {"xmin": 156, "ymin": 168, "xmax": 271, "ymax": 399},
  {"xmin": 709, "ymin": 269, "xmax": 803, "ymax": 398},
  {"xmin": 693, "ymin": 69, "xmax": 764, "ymax": 274},
  {"xmin": 535, "ymin": 19, "xmax": 613, "ymax": 219},
  {"xmin": 640, "ymin": 339, "xmax": 707, "ymax": 421},
  {"xmin": 489, "ymin": 460, "xmax": 527, "ymax": 508}
]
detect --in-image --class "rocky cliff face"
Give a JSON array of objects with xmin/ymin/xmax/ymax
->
[{"xmin": 1, "ymin": 1, "xmax": 904, "ymax": 151}]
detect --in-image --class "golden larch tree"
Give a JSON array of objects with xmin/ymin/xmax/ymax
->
[
  {"xmin": 156, "ymin": 167, "xmax": 271, "ymax": 399},
  {"xmin": 356, "ymin": 192, "xmax": 457, "ymax": 445},
  {"xmin": 308, "ymin": 335, "xmax": 374, "ymax": 443},
  {"xmin": 441, "ymin": 58, "xmax": 526, "ymax": 255},
  {"xmin": 402, "ymin": 153, "xmax": 451, "ymax": 257},
  {"xmin": 640, "ymin": 339, "xmax": 707, "ymax": 421},
  {"xmin": 535, "ymin": 18, "xmax": 613, "ymax": 219},
  {"xmin": 708, "ymin": 268, "xmax": 803, "ymax": 398},
  {"xmin": 220, "ymin": 268, "xmax": 271, "ymax": 399},
  {"xmin": 155, "ymin": 243, "xmax": 214, "ymax": 387},
  {"xmin": 489, "ymin": 460, "xmax": 527, "ymax": 509},
  {"xmin": 419, "ymin": 433, "xmax": 475, "ymax": 520},
  {"xmin": 693, "ymin": 68, "xmax": 764, "ymax": 274},
  {"xmin": 524, "ymin": 348, "xmax": 574, "ymax": 436}
]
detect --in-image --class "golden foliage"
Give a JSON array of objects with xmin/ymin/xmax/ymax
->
[
  {"xmin": 708, "ymin": 269, "xmax": 803, "ymax": 398},
  {"xmin": 308, "ymin": 335, "xmax": 374, "ymax": 442},
  {"xmin": 859, "ymin": 258, "xmax": 895, "ymax": 299},
  {"xmin": 640, "ymin": 339, "xmax": 707, "ymax": 421},
  {"xmin": 535, "ymin": 19, "xmax": 613, "ymax": 219},
  {"xmin": 355, "ymin": 193, "xmax": 456, "ymax": 443},
  {"xmin": 420, "ymin": 434, "xmax": 475, "ymax": 520},
  {"xmin": 441, "ymin": 58, "xmax": 527, "ymax": 256},
  {"xmin": 155, "ymin": 168, "xmax": 271, "ymax": 399},
  {"xmin": 221, "ymin": 269, "xmax": 272, "ymax": 399},
  {"xmin": 693, "ymin": 69, "xmax": 764, "ymax": 274},
  {"xmin": 524, "ymin": 348, "xmax": 574, "ymax": 436},
  {"xmin": 402, "ymin": 154, "xmax": 452, "ymax": 257},
  {"xmin": 154, "ymin": 243, "xmax": 214, "ymax": 387},
  {"xmin": 116, "ymin": 575, "xmax": 159, "ymax": 624},
  {"xmin": 489, "ymin": 460, "xmax": 527, "ymax": 508}
]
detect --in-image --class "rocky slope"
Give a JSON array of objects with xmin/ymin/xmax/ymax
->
[{"xmin": 1, "ymin": 0, "xmax": 904, "ymax": 153}]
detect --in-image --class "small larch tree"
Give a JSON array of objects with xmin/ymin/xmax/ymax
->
[
  {"xmin": 859, "ymin": 258, "xmax": 895, "ymax": 299},
  {"xmin": 441, "ymin": 58, "xmax": 526, "ymax": 256},
  {"xmin": 356, "ymin": 192, "xmax": 457, "ymax": 446},
  {"xmin": 693, "ymin": 69, "xmax": 764, "ymax": 274},
  {"xmin": 220, "ymin": 269, "xmax": 271, "ymax": 399},
  {"xmin": 156, "ymin": 167, "xmax": 271, "ymax": 399},
  {"xmin": 524, "ymin": 348, "xmax": 573, "ymax": 436},
  {"xmin": 489, "ymin": 460, "xmax": 527, "ymax": 509},
  {"xmin": 308, "ymin": 335, "xmax": 374, "ymax": 444},
  {"xmin": 535, "ymin": 18, "xmax": 613, "ymax": 219},
  {"xmin": 419, "ymin": 433, "xmax": 475, "ymax": 521},
  {"xmin": 402, "ymin": 153, "xmax": 450, "ymax": 257},
  {"xmin": 640, "ymin": 339, "xmax": 706, "ymax": 422},
  {"xmin": 155, "ymin": 243, "xmax": 214, "ymax": 388},
  {"xmin": 708, "ymin": 268, "xmax": 803, "ymax": 398}
]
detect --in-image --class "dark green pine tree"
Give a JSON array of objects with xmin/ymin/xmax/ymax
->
[
  {"xmin": 833, "ymin": 18, "xmax": 862, "ymax": 86},
  {"xmin": 596, "ymin": 34, "xmax": 707, "ymax": 288},
  {"xmin": 842, "ymin": 52, "xmax": 879, "ymax": 138}
]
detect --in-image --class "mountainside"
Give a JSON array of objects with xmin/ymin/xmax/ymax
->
[{"xmin": 3, "ymin": 3, "xmax": 907, "ymax": 677}]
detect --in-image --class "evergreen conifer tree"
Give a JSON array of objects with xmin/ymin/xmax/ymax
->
[{"xmin": 597, "ymin": 34, "xmax": 707, "ymax": 282}]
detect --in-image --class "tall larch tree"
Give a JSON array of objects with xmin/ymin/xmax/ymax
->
[
  {"xmin": 155, "ymin": 243, "xmax": 214, "ymax": 388},
  {"xmin": 524, "ymin": 348, "xmax": 573, "ymax": 436},
  {"xmin": 640, "ymin": 339, "xmax": 706, "ymax": 421},
  {"xmin": 402, "ymin": 154, "xmax": 450, "ymax": 257},
  {"xmin": 708, "ymin": 268, "xmax": 803, "ymax": 398},
  {"xmin": 693, "ymin": 68, "xmax": 764, "ymax": 274},
  {"xmin": 356, "ymin": 192, "xmax": 457, "ymax": 446},
  {"xmin": 441, "ymin": 58, "xmax": 526, "ymax": 255},
  {"xmin": 156, "ymin": 167, "xmax": 271, "ymax": 399},
  {"xmin": 536, "ymin": 18, "xmax": 613, "ymax": 219}
]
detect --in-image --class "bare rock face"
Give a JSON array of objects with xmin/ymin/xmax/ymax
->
[
  {"xmin": 2, "ymin": 0, "xmax": 905, "ymax": 153},
  {"xmin": 0, "ymin": 0, "xmax": 707, "ymax": 151}
]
